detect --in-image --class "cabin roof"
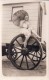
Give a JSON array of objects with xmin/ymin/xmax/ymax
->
[{"xmin": 2, "ymin": 0, "xmax": 41, "ymax": 5}]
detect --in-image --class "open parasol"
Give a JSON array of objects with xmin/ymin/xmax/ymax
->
[{"xmin": 12, "ymin": 10, "xmax": 29, "ymax": 26}]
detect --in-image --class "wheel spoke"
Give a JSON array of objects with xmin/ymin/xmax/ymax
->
[
  {"xmin": 32, "ymin": 41, "xmax": 37, "ymax": 45},
  {"xmin": 19, "ymin": 55, "xmax": 24, "ymax": 67},
  {"xmin": 25, "ymin": 56, "xmax": 29, "ymax": 69},
  {"xmin": 37, "ymin": 51, "xmax": 41, "ymax": 55},
  {"xmin": 27, "ymin": 55, "xmax": 35, "ymax": 66},
  {"xmin": 36, "ymin": 52, "xmax": 39, "ymax": 60},
  {"xmin": 43, "ymin": 51, "xmax": 46, "ymax": 54},
  {"xmin": 14, "ymin": 45, "xmax": 22, "ymax": 50},
  {"xmin": 29, "ymin": 53, "xmax": 40, "ymax": 58},
  {"xmin": 12, "ymin": 47, "xmax": 21, "ymax": 54},
  {"xmin": 16, "ymin": 39, "xmax": 22, "ymax": 47},
  {"xmin": 13, "ymin": 47, "xmax": 17, "ymax": 53},
  {"xmin": 15, "ymin": 54, "xmax": 22, "ymax": 60}
]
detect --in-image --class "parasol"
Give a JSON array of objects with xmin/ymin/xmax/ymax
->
[{"xmin": 12, "ymin": 10, "xmax": 29, "ymax": 26}]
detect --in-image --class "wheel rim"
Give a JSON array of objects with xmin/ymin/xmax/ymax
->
[
  {"xmin": 42, "ymin": 50, "xmax": 46, "ymax": 60},
  {"xmin": 9, "ymin": 34, "xmax": 42, "ymax": 70}
]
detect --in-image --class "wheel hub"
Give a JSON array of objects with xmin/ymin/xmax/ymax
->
[{"xmin": 21, "ymin": 48, "xmax": 29, "ymax": 56}]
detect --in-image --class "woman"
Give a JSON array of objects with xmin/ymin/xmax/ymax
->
[{"xmin": 20, "ymin": 15, "xmax": 41, "ymax": 48}]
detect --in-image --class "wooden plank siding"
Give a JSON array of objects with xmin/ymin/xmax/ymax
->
[{"xmin": 2, "ymin": 2, "xmax": 40, "ymax": 43}]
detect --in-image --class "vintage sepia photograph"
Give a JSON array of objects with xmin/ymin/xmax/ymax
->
[{"xmin": 2, "ymin": 0, "xmax": 48, "ymax": 77}]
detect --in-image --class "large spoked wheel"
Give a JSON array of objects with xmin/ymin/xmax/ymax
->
[{"xmin": 8, "ymin": 34, "xmax": 42, "ymax": 70}]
